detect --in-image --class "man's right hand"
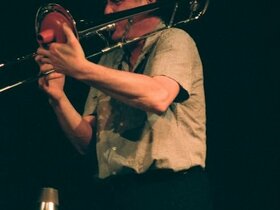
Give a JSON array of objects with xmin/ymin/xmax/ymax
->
[{"xmin": 35, "ymin": 54, "xmax": 66, "ymax": 102}]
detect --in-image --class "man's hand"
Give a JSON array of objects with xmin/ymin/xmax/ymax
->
[
  {"xmin": 36, "ymin": 23, "xmax": 88, "ymax": 79},
  {"xmin": 35, "ymin": 56, "xmax": 66, "ymax": 102}
]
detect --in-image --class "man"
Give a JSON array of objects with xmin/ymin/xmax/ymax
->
[{"xmin": 36, "ymin": 0, "xmax": 212, "ymax": 209}]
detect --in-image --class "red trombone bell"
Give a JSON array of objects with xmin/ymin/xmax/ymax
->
[{"xmin": 35, "ymin": 3, "xmax": 79, "ymax": 45}]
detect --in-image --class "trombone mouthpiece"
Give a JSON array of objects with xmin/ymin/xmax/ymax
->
[{"xmin": 37, "ymin": 29, "xmax": 55, "ymax": 44}]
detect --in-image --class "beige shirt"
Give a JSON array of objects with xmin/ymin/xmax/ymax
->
[{"xmin": 83, "ymin": 28, "xmax": 206, "ymax": 179}]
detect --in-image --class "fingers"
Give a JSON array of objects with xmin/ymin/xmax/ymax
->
[
  {"xmin": 38, "ymin": 72, "xmax": 65, "ymax": 90},
  {"xmin": 35, "ymin": 46, "xmax": 53, "ymax": 67},
  {"xmin": 35, "ymin": 54, "xmax": 53, "ymax": 70},
  {"xmin": 37, "ymin": 47, "xmax": 51, "ymax": 57},
  {"xmin": 62, "ymin": 23, "xmax": 76, "ymax": 44},
  {"xmin": 45, "ymin": 72, "xmax": 64, "ymax": 80},
  {"xmin": 35, "ymin": 55, "xmax": 52, "ymax": 66}
]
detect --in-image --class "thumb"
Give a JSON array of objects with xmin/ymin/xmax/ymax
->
[{"xmin": 62, "ymin": 23, "xmax": 77, "ymax": 44}]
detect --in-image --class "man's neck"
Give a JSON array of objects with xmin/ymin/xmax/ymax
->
[{"xmin": 123, "ymin": 40, "xmax": 145, "ymax": 71}]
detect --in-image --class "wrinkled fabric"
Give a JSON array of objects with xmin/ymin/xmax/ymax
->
[{"xmin": 83, "ymin": 27, "xmax": 206, "ymax": 179}]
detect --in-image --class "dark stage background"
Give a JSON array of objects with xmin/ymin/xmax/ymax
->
[{"xmin": 0, "ymin": 0, "xmax": 279, "ymax": 210}]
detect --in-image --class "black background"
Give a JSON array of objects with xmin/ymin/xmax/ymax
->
[{"xmin": 0, "ymin": 0, "xmax": 279, "ymax": 210}]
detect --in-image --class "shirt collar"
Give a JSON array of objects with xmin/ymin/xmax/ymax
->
[{"xmin": 141, "ymin": 21, "xmax": 166, "ymax": 54}]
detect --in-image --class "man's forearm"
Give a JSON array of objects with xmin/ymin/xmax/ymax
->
[{"xmin": 49, "ymin": 95, "xmax": 94, "ymax": 154}]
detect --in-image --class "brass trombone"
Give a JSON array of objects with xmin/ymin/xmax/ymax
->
[{"xmin": 0, "ymin": 0, "xmax": 209, "ymax": 93}]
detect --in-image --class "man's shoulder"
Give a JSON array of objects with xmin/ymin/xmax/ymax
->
[{"xmin": 159, "ymin": 27, "xmax": 194, "ymax": 43}]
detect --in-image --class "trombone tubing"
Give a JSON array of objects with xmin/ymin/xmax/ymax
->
[
  {"xmin": 0, "ymin": 0, "xmax": 171, "ymax": 69},
  {"xmin": 0, "ymin": 0, "xmax": 209, "ymax": 93}
]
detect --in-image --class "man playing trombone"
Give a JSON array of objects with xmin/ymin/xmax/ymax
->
[{"xmin": 35, "ymin": 0, "xmax": 212, "ymax": 209}]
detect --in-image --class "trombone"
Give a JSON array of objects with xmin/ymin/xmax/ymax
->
[{"xmin": 0, "ymin": 0, "xmax": 209, "ymax": 93}]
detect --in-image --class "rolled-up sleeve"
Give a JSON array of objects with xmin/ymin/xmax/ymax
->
[{"xmin": 148, "ymin": 28, "xmax": 202, "ymax": 95}]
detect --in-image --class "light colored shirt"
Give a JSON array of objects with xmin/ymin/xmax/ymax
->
[{"xmin": 83, "ymin": 27, "xmax": 206, "ymax": 179}]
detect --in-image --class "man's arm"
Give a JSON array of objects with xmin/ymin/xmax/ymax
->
[
  {"xmin": 76, "ymin": 62, "xmax": 180, "ymax": 115},
  {"xmin": 49, "ymin": 94, "xmax": 96, "ymax": 154},
  {"xmin": 35, "ymin": 61, "xmax": 95, "ymax": 154}
]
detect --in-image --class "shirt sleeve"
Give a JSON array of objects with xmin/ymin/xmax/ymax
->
[{"xmin": 148, "ymin": 28, "xmax": 203, "ymax": 97}]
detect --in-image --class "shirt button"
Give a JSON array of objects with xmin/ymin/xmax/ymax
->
[
  {"xmin": 112, "ymin": 171, "xmax": 117, "ymax": 175},
  {"xmin": 120, "ymin": 122, "xmax": 124, "ymax": 127},
  {"xmin": 112, "ymin": 147, "xmax": 117, "ymax": 151}
]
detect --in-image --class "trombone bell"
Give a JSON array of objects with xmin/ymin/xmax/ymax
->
[{"xmin": 35, "ymin": 3, "xmax": 79, "ymax": 45}]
